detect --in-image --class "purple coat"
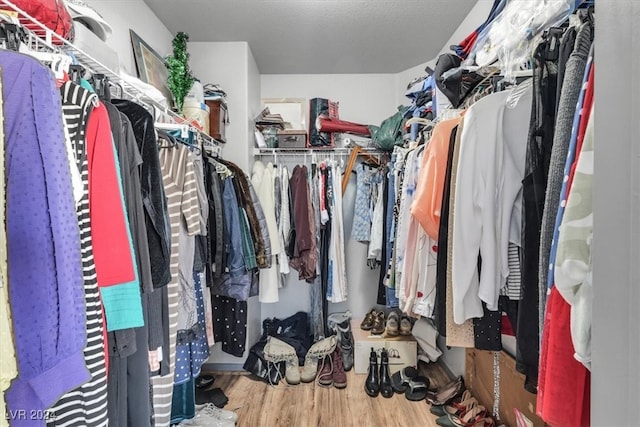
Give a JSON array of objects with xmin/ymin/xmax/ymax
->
[{"xmin": 2, "ymin": 51, "xmax": 88, "ymax": 426}]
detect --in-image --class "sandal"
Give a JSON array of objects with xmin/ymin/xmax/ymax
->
[
  {"xmin": 426, "ymin": 376, "xmax": 464, "ymax": 406},
  {"xmin": 390, "ymin": 366, "xmax": 418, "ymax": 393},
  {"xmin": 431, "ymin": 391, "xmax": 478, "ymax": 417},
  {"xmin": 436, "ymin": 405, "xmax": 489, "ymax": 427},
  {"xmin": 386, "ymin": 309, "xmax": 400, "ymax": 336},
  {"xmin": 404, "ymin": 376, "xmax": 430, "ymax": 401}
]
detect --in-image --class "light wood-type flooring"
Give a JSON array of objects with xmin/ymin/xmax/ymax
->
[{"xmin": 204, "ymin": 361, "xmax": 453, "ymax": 427}]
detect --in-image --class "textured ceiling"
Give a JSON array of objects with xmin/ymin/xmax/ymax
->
[{"xmin": 143, "ymin": 0, "xmax": 476, "ymax": 74}]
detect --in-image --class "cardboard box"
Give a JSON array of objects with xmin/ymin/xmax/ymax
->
[
  {"xmin": 352, "ymin": 319, "xmax": 417, "ymax": 375},
  {"xmin": 466, "ymin": 349, "xmax": 545, "ymax": 427}
]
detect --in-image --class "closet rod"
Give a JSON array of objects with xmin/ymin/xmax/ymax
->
[{"xmin": 253, "ymin": 147, "xmax": 384, "ymax": 156}]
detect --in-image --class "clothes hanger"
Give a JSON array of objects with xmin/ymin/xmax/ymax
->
[
  {"xmin": 506, "ymin": 77, "xmax": 533, "ymax": 109},
  {"xmin": 0, "ymin": 21, "xmax": 25, "ymax": 51},
  {"xmin": 91, "ymin": 74, "xmax": 112, "ymax": 101},
  {"xmin": 156, "ymin": 129, "xmax": 177, "ymax": 149}
]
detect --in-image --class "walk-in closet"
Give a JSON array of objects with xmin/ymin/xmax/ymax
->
[{"xmin": 0, "ymin": 0, "xmax": 634, "ymax": 426}]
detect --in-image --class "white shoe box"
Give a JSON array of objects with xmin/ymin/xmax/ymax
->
[{"xmin": 351, "ymin": 319, "xmax": 417, "ymax": 375}]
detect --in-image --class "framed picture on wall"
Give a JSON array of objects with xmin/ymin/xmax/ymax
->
[{"xmin": 130, "ymin": 29, "xmax": 174, "ymax": 106}]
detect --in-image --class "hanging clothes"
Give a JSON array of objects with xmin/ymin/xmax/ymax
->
[
  {"xmin": 0, "ymin": 71, "xmax": 16, "ymax": 427},
  {"xmin": 451, "ymin": 84, "xmax": 532, "ymax": 324},
  {"xmin": 351, "ymin": 163, "xmax": 377, "ymax": 242},
  {"xmin": 444, "ymin": 117, "xmax": 475, "ymax": 348},
  {"xmin": 3, "ymin": 51, "xmax": 88, "ymax": 427},
  {"xmin": 288, "ymin": 165, "xmax": 317, "ymax": 282},
  {"xmin": 252, "ymin": 161, "xmax": 281, "ymax": 303},
  {"xmin": 105, "ymin": 100, "xmax": 153, "ymax": 427},
  {"xmin": 112, "ymin": 100, "xmax": 172, "ymax": 290},
  {"xmin": 327, "ymin": 163, "xmax": 348, "ymax": 303},
  {"xmin": 554, "ymin": 104, "xmax": 594, "ymax": 368},
  {"xmin": 411, "ymin": 116, "xmax": 462, "ymax": 240},
  {"xmin": 517, "ymin": 30, "xmax": 561, "ymax": 393},
  {"xmin": 47, "ymin": 82, "xmax": 110, "ymax": 427},
  {"xmin": 538, "ymin": 21, "xmax": 592, "ymax": 319}
]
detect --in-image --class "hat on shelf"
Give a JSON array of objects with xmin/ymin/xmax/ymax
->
[{"xmin": 64, "ymin": 0, "xmax": 112, "ymax": 41}]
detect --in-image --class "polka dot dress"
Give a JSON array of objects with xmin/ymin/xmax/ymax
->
[{"xmin": 173, "ymin": 271, "xmax": 210, "ymax": 384}]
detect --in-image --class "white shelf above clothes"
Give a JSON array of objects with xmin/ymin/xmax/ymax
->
[
  {"xmin": 253, "ymin": 146, "xmax": 385, "ymax": 157},
  {"xmin": 0, "ymin": 0, "xmax": 222, "ymax": 148}
]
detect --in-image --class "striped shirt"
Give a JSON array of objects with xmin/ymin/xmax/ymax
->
[
  {"xmin": 48, "ymin": 82, "xmax": 108, "ymax": 426},
  {"xmin": 151, "ymin": 142, "xmax": 199, "ymax": 426}
]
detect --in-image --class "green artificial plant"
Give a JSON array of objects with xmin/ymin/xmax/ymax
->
[{"xmin": 166, "ymin": 32, "xmax": 195, "ymax": 111}]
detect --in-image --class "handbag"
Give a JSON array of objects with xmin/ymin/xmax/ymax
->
[
  {"xmin": 243, "ymin": 311, "xmax": 312, "ymax": 382},
  {"xmin": 10, "ymin": 0, "xmax": 73, "ymax": 40},
  {"xmin": 371, "ymin": 106, "xmax": 409, "ymax": 152},
  {"xmin": 242, "ymin": 339, "xmax": 285, "ymax": 384}
]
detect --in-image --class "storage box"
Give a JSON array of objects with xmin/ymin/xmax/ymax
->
[
  {"xmin": 352, "ymin": 320, "xmax": 417, "ymax": 375},
  {"xmin": 277, "ymin": 130, "xmax": 307, "ymax": 148}
]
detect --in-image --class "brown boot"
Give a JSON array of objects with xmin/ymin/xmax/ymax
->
[
  {"xmin": 317, "ymin": 355, "xmax": 333, "ymax": 387},
  {"xmin": 331, "ymin": 346, "xmax": 347, "ymax": 389}
]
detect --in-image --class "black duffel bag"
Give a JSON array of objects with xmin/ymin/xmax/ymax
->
[{"xmin": 243, "ymin": 311, "xmax": 312, "ymax": 383}]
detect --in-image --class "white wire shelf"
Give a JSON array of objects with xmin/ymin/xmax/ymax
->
[
  {"xmin": 253, "ymin": 146, "xmax": 385, "ymax": 156},
  {"xmin": 0, "ymin": 0, "xmax": 221, "ymax": 146}
]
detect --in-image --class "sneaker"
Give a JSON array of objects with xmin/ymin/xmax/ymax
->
[
  {"xmin": 331, "ymin": 346, "xmax": 347, "ymax": 389},
  {"xmin": 194, "ymin": 402, "xmax": 238, "ymax": 423}
]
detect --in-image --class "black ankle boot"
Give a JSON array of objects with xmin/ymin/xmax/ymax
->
[
  {"xmin": 364, "ymin": 347, "xmax": 379, "ymax": 397},
  {"xmin": 379, "ymin": 349, "xmax": 393, "ymax": 398}
]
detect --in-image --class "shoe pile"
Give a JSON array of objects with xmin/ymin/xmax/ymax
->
[
  {"xmin": 364, "ymin": 347, "xmax": 427, "ymax": 400},
  {"xmin": 428, "ymin": 386, "xmax": 496, "ymax": 427},
  {"xmin": 361, "ymin": 308, "xmax": 414, "ymax": 336},
  {"xmin": 179, "ymin": 403, "xmax": 238, "ymax": 427}
]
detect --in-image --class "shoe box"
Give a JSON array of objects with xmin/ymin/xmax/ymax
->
[{"xmin": 351, "ymin": 320, "xmax": 417, "ymax": 375}]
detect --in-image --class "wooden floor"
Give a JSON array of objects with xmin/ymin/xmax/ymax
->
[{"xmin": 204, "ymin": 362, "xmax": 453, "ymax": 427}]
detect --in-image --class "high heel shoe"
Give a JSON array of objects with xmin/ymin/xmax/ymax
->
[
  {"xmin": 436, "ymin": 405, "xmax": 493, "ymax": 427},
  {"xmin": 430, "ymin": 390, "xmax": 477, "ymax": 416},
  {"xmin": 364, "ymin": 347, "xmax": 380, "ymax": 397},
  {"xmin": 426, "ymin": 376, "xmax": 464, "ymax": 406},
  {"xmin": 379, "ymin": 349, "xmax": 393, "ymax": 398}
]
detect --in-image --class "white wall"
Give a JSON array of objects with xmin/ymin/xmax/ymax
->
[
  {"xmin": 259, "ymin": 74, "xmax": 396, "ymax": 323},
  {"xmin": 245, "ymin": 46, "xmax": 263, "ymax": 358},
  {"xmin": 593, "ymin": 3, "xmax": 640, "ymax": 425},
  {"xmin": 189, "ymin": 42, "xmax": 250, "ymax": 170},
  {"xmin": 84, "ymin": 0, "xmax": 174, "ymax": 75},
  {"xmin": 189, "ymin": 41, "xmax": 263, "ymax": 366},
  {"xmin": 394, "ymin": 0, "xmax": 495, "ymax": 106},
  {"xmin": 262, "ymin": 74, "xmax": 397, "ymax": 126}
]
